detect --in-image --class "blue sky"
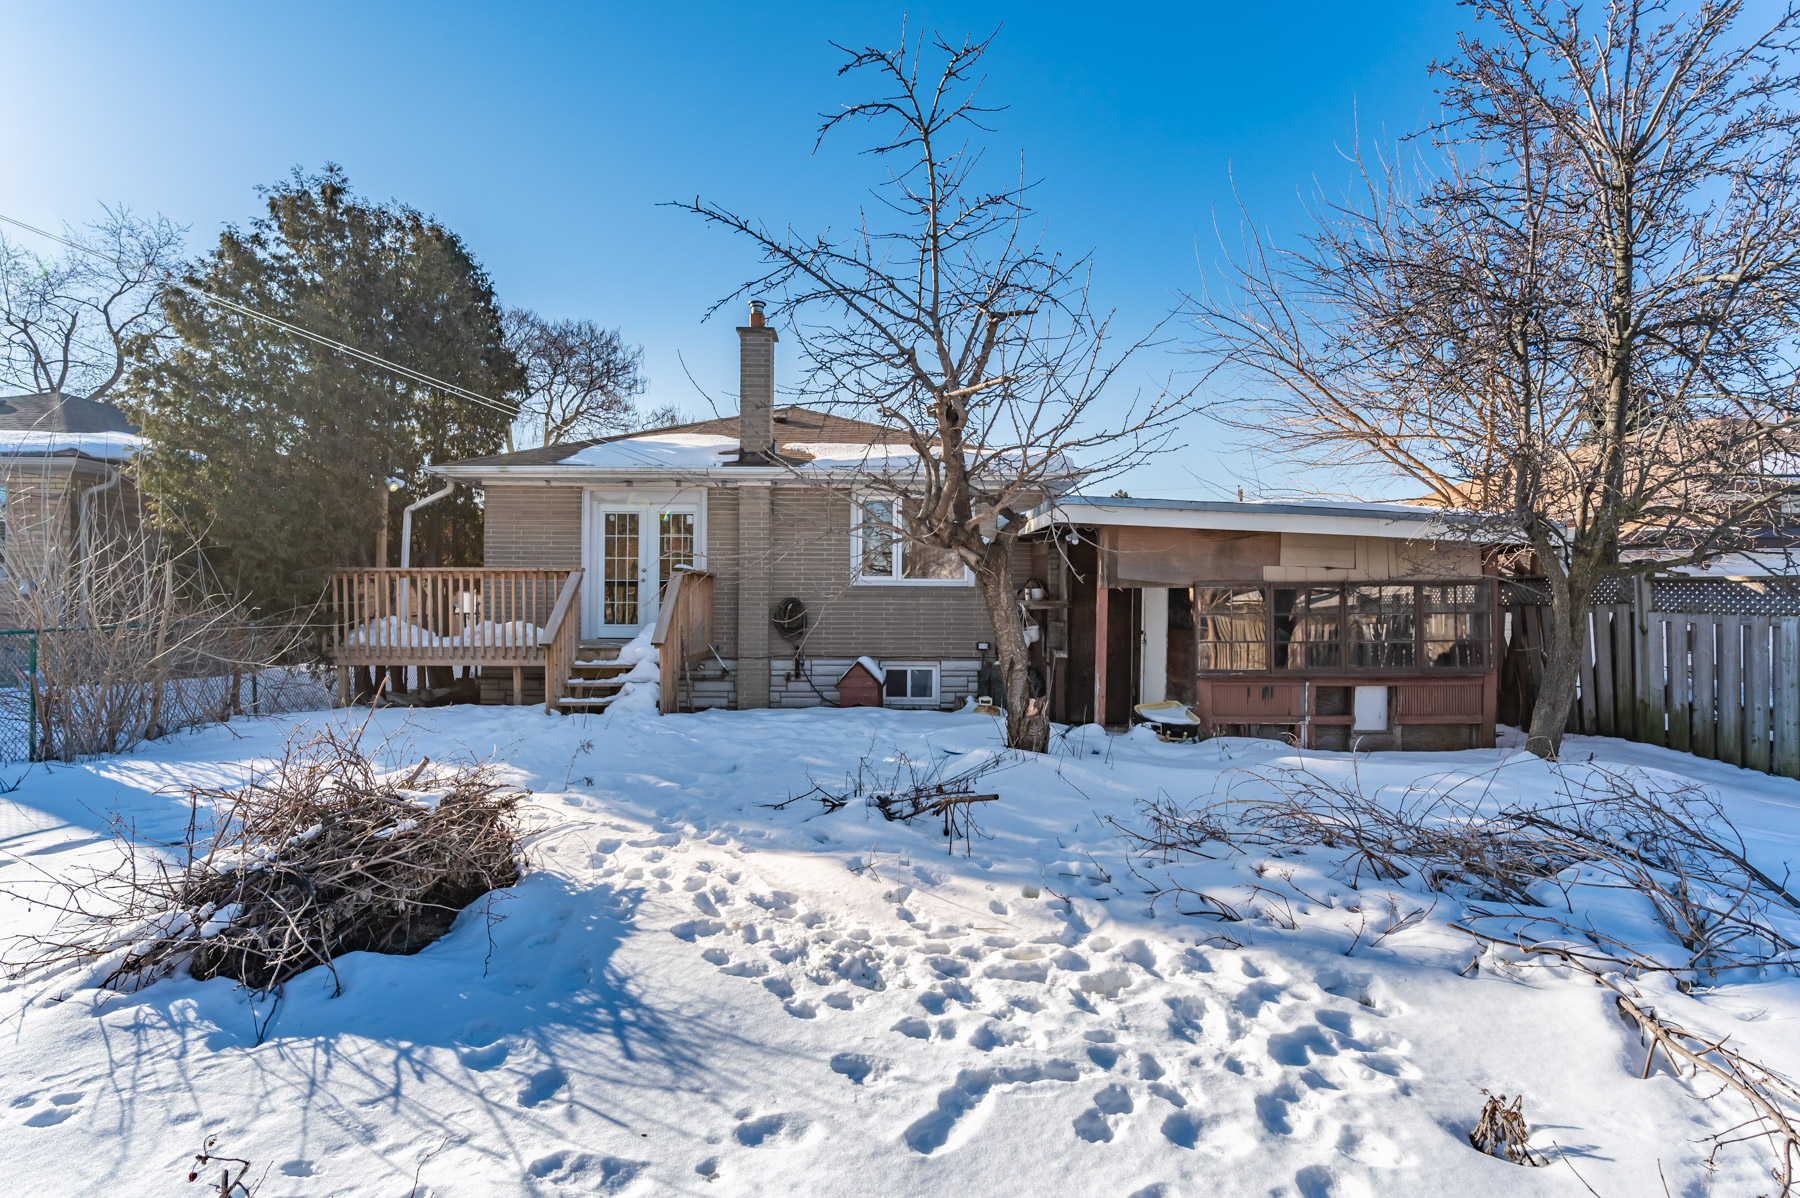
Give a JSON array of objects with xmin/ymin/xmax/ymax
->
[{"xmin": 1, "ymin": 1, "xmax": 1467, "ymax": 497}]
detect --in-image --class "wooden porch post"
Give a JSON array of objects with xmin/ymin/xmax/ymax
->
[{"xmin": 1094, "ymin": 586, "xmax": 1109, "ymax": 727}]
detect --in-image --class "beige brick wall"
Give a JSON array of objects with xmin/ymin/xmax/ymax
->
[
  {"xmin": 707, "ymin": 487, "xmax": 740, "ymax": 651},
  {"xmin": 752, "ymin": 487, "xmax": 1003, "ymax": 659},
  {"xmin": 481, "ymin": 482, "xmax": 1035, "ymax": 671},
  {"xmin": 483, "ymin": 485, "xmax": 582, "ymax": 568}
]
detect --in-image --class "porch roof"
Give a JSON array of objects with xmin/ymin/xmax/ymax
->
[{"xmin": 1021, "ymin": 494, "xmax": 1487, "ymax": 541}]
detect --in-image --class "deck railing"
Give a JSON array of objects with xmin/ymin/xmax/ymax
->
[
  {"xmin": 650, "ymin": 569, "xmax": 715, "ymax": 714},
  {"xmin": 326, "ymin": 567, "xmax": 583, "ymax": 709}
]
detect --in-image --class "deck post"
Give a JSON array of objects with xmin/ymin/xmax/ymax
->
[
  {"xmin": 512, "ymin": 665, "xmax": 524, "ymax": 706},
  {"xmin": 1094, "ymin": 586, "xmax": 1109, "ymax": 726},
  {"xmin": 337, "ymin": 666, "xmax": 350, "ymax": 708}
]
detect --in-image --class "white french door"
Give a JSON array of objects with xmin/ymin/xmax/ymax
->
[
  {"xmin": 595, "ymin": 508, "xmax": 647, "ymax": 637},
  {"xmin": 583, "ymin": 496, "xmax": 702, "ymax": 639}
]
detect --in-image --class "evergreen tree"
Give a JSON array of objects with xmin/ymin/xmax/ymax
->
[{"xmin": 126, "ymin": 166, "xmax": 521, "ymax": 615}]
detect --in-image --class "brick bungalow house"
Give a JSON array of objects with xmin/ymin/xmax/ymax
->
[
  {"xmin": 429, "ymin": 303, "xmax": 1035, "ymax": 711},
  {"xmin": 417, "ymin": 304, "xmax": 1504, "ymax": 747}
]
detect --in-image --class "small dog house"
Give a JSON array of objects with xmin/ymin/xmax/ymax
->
[{"xmin": 838, "ymin": 658, "xmax": 885, "ymax": 708}]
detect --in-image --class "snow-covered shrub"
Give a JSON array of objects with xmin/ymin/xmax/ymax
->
[{"xmin": 6, "ymin": 723, "xmax": 522, "ymax": 995}]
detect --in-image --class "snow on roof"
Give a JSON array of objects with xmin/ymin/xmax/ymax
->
[
  {"xmin": 554, "ymin": 435, "xmax": 930, "ymax": 473},
  {"xmin": 1657, "ymin": 550, "xmax": 1800, "ymax": 579},
  {"xmin": 0, "ymin": 429, "xmax": 141, "ymax": 461},
  {"xmin": 558, "ymin": 433, "xmax": 741, "ymax": 470}
]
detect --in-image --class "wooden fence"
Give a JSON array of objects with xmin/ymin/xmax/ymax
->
[{"xmin": 1505, "ymin": 580, "xmax": 1800, "ymax": 777}]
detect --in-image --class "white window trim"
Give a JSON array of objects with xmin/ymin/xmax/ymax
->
[
  {"xmin": 850, "ymin": 496, "xmax": 973, "ymax": 587},
  {"xmin": 881, "ymin": 661, "xmax": 940, "ymax": 706}
]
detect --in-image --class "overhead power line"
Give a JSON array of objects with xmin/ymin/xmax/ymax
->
[
  {"xmin": 0, "ymin": 212, "xmax": 522, "ymax": 420},
  {"xmin": 0, "ymin": 210, "xmax": 713, "ymax": 480}
]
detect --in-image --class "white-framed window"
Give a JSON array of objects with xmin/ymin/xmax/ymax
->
[
  {"xmin": 851, "ymin": 496, "xmax": 972, "ymax": 585},
  {"xmin": 882, "ymin": 661, "xmax": 939, "ymax": 706}
]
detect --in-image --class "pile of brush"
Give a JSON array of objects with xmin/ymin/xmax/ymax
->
[{"xmin": 7, "ymin": 723, "xmax": 523, "ymax": 996}]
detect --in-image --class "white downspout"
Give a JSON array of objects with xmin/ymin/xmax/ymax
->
[
  {"xmin": 398, "ymin": 481, "xmax": 456, "ymax": 692},
  {"xmin": 78, "ymin": 467, "xmax": 123, "ymax": 611},
  {"xmin": 401, "ymin": 481, "xmax": 456, "ymax": 569}
]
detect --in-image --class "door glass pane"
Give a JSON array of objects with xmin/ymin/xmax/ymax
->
[
  {"xmin": 603, "ymin": 512, "xmax": 640, "ymax": 626},
  {"xmin": 1195, "ymin": 586, "xmax": 1267, "ymax": 671},
  {"xmin": 1423, "ymin": 583, "xmax": 1490, "ymax": 667},
  {"xmin": 1348, "ymin": 585, "xmax": 1416, "ymax": 668},
  {"xmin": 1273, "ymin": 586, "xmax": 1342, "ymax": 669},
  {"xmin": 659, "ymin": 511, "xmax": 695, "ymax": 597}
]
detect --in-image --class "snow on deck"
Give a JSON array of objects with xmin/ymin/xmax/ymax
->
[{"xmin": 1, "ymin": 707, "xmax": 1798, "ymax": 1195}]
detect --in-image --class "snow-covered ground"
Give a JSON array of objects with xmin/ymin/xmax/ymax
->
[{"xmin": 2, "ymin": 704, "xmax": 1798, "ymax": 1196}]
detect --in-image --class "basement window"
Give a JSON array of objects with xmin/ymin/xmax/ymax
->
[{"xmin": 882, "ymin": 662, "xmax": 939, "ymax": 706}]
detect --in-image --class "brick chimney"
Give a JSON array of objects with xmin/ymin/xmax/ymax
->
[{"xmin": 736, "ymin": 299, "xmax": 778, "ymax": 464}]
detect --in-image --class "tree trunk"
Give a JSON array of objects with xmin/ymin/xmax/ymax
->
[
  {"xmin": 976, "ymin": 549, "xmax": 1049, "ymax": 753},
  {"xmin": 1525, "ymin": 583, "xmax": 1594, "ymax": 758}
]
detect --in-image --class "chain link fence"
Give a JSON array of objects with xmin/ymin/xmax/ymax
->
[
  {"xmin": 0, "ymin": 625, "xmax": 329, "ymax": 765},
  {"xmin": 0, "ymin": 630, "xmax": 34, "ymax": 764}
]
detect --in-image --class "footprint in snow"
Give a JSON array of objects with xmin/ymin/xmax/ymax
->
[
  {"xmin": 733, "ymin": 1112, "xmax": 809, "ymax": 1147},
  {"xmin": 525, "ymin": 1150, "xmax": 642, "ymax": 1194},
  {"xmin": 1295, "ymin": 1163, "xmax": 1374, "ymax": 1198},
  {"xmin": 829, "ymin": 1053, "xmax": 885, "ymax": 1085},
  {"xmin": 1073, "ymin": 1083, "xmax": 1134, "ymax": 1143},
  {"xmin": 1160, "ymin": 1109, "xmax": 1203, "ymax": 1149},
  {"xmin": 22, "ymin": 1094, "xmax": 79, "ymax": 1127},
  {"xmin": 517, "ymin": 1067, "xmax": 568, "ymax": 1108},
  {"xmin": 456, "ymin": 1023, "xmax": 510, "ymax": 1070},
  {"xmin": 903, "ymin": 1063, "xmax": 1080, "ymax": 1155}
]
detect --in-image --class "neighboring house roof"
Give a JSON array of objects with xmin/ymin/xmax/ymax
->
[
  {"xmin": 1023, "ymin": 494, "xmax": 1489, "ymax": 542},
  {"xmin": 433, "ymin": 405, "xmax": 931, "ymax": 481},
  {"xmin": 0, "ymin": 391, "xmax": 142, "ymax": 462}
]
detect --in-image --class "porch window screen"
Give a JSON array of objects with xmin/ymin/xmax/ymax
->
[
  {"xmin": 1423, "ymin": 583, "xmax": 1490, "ymax": 667},
  {"xmin": 659, "ymin": 512, "xmax": 695, "ymax": 597},
  {"xmin": 1347, "ymin": 585, "xmax": 1416, "ymax": 668},
  {"xmin": 1195, "ymin": 586, "xmax": 1268, "ymax": 670},
  {"xmin": 1273, "ymin": 586, "xmax": 1342, "ymax": 669},
  {"xmin": 602, "ymin": 513, "xmax": 639, "ymax": 626}
]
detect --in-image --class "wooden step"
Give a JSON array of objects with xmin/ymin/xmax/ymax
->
[
  {"xmin": 554, "ymin": 695, "xmax": 615, "ymax": 713},
  {"xmin": 569, "ymin": 661, "xmax": 634, "ymax": 680},
  {"xmin": 565, "ymin": 677, "xmax": 625, "ymax": 693}
]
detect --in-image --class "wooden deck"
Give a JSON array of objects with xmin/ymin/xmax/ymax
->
[
  {"xmin": 326, "ymin": 567, "xmax": 583, "ymax": 712},
  {"xmin": 324, "ymin": 566, "xmax": 714, "ymax": 715}
]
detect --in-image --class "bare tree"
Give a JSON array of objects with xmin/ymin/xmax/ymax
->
[
  {"xmin": 1191, "ymin": 0, "xmax": 1800, "ymax": 755},
  {"xmin": 0, "ymin": 207, "xmax": 183, "ymax": 401},
  {"xmin": 501, "ymin": 308, "xmax": 660, "ymax": 450},
  {"xmin": 677, "ymin": 31, "xmax": 1190, "ymax": 752}
]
